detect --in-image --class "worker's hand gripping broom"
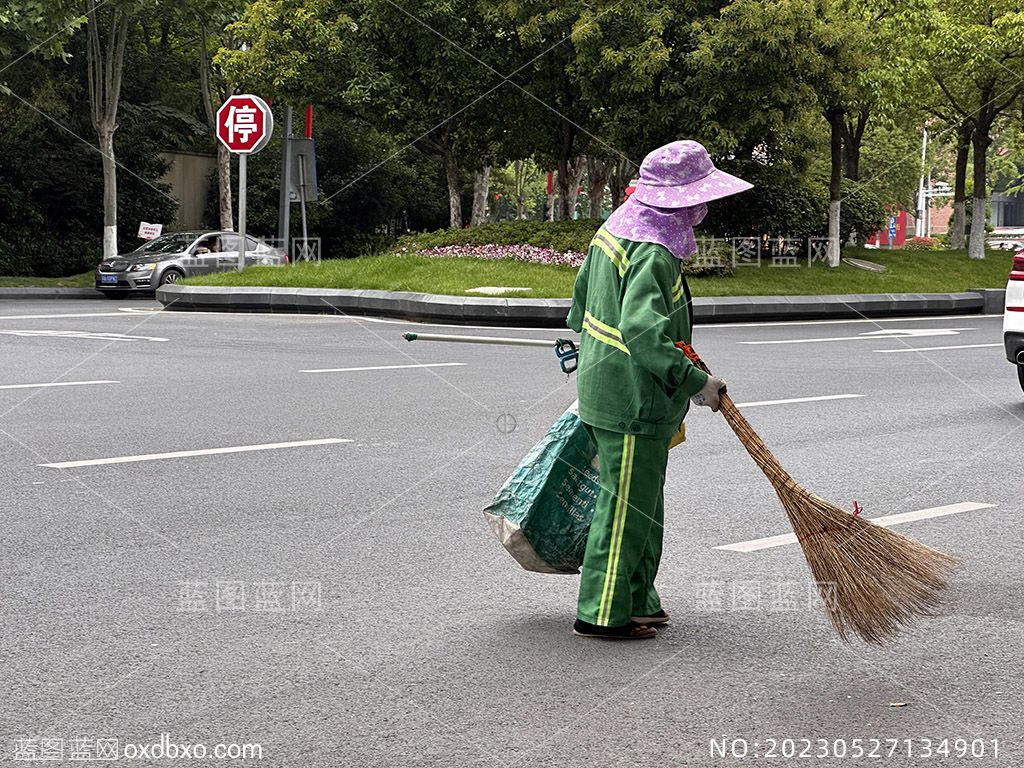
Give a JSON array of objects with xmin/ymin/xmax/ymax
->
[{"xmin": 676, "ymin": 342, "xmax": 957, "ymax": 643}]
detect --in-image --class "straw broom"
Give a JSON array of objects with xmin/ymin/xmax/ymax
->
[{"xmin": 676, "ymin": 342, "xmax": 958, "ymax": 644}]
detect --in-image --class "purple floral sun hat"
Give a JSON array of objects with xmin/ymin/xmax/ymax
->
[{"xmin": 630, "ymin": 140, "xmax": 752, "ymax": 208}]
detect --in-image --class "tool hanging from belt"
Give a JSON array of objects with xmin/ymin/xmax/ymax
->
[{"xmin": 403, "ymin": 332, "xmax": 579, "ymax": 374}]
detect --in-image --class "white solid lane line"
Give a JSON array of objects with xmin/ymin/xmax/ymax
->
[
  {"xmin": 698, "ymin": 314, "xmax": 1002, "ymax": 329},
  {"xmin": 715, "ymin": 501, "xmax": 996, "ymax": 553},
  {"xmin": 0, "ymin": 312, "xmax": 135, "ymax": 320},
  {"xmin": 0, "ymin": 380, "xmax": 119, "ymax": 391},
  {"xmin": 731, "ymin": 394, "xmax": 864, "ymax": 408},
  {"xmin": 738, "ymin": 328, "xmax": 973, "ymax": 345},
  {"xmin": 874, "ymin": 343, "xmax": 1003, "ymax": 353},
  {"xmin": 38, "ymin": 438, "xmax": 352, "ymax": 469},
  {"xmin": 301, "ymin": 362, "xmax": 467, "ymax": 373},
  {"xmin": 0, "ymin": 330, "xmax": 168, "ymax": 342}
]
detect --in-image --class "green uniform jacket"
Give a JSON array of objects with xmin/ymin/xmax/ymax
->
[{"xmin": 567, "ymin": 226, "xmax": 709, "ymax": 440}]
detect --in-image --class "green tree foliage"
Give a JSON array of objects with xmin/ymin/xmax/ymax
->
[
  {"xmin": 0, "ymin": 0, "xmax": 81, "ymax": 59},
  {"xmin": 0, "ymin": 50, "xmax": 176, "ymax": 275},
  {"xmin": 3, "ymin": 0, "xmax": 1019, "ymax": 279}
]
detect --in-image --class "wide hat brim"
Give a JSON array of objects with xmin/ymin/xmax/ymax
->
[{"xmin": 631, "ymin": 168, "xmax": 753, "ymax": 208}]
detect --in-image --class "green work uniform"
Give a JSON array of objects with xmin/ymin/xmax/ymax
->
[{"xmin": 567, "ymin": 226, "xmax": 708, "ymax": 627}]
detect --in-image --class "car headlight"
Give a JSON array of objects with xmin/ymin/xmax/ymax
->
[{"xmin": 129, "ymin": 262, "xmax": 157, "ymax": 272}]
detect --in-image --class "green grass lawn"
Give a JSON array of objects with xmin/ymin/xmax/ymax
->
[
  {"xmin": 182, "ymin": 247, "xmax": 1014, "ymax": 298},
  {"xmin": 0, "ymin": 272, "xmax": 95, "ymax": 288},
  {"xmin": 694, "ymin": 247, "xmax": 1014, "ymax": 296},
  {"xmin": 183, "ymin": 254, "xmax": 580, "ymax": 298}
]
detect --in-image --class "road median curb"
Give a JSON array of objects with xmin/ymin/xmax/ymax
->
[{"xmin": 154, "ymin": 285, "xmax": 1002, "ymax": 326}]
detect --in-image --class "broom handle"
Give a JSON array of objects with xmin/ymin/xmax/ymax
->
[{"xmin": 675, "ymin": 343, "xmax": 791, "ymax": 480}]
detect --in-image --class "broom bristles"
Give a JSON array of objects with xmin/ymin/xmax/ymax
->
[{"xmin": 717, "ymin": 393, "xmax": 957, "ymax": 644}]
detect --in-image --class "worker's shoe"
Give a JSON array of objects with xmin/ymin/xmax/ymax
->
[
  {"xmin": 573, "ymin": 619, "xmax": 656, "ymax": 640},
  {"xmin": 631, "ymin": 609, "xmax": 669, "ymax": 625}
]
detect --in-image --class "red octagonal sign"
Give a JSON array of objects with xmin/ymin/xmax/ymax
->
[{"xmin": 216, "ymin": 94, "xmax": 274, "ymax": 154}]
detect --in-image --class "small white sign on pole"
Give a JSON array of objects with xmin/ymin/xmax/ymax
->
[{"xmin": 138, "ymin": 222, "xmax": 163, "ymax": 240}]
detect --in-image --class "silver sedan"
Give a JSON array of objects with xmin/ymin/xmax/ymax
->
[{"xmin": 95, "ymin": 231, "xmax": 286, "ymax": 297}]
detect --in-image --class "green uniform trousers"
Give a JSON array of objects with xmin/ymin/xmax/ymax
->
[{"xmin": 577, "ymin": 423, "xmax": 669, "ymax": 627}]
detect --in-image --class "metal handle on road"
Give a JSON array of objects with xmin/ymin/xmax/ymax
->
[{"xmin": 403, "ymin": 332, "xmax": 579, "ymax": 374}]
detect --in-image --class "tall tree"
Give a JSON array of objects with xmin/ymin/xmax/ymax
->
[
  {"xmin": 222, "ymin": 0, "xmax": 506, "ymax": 229},
  {"xmin": 185, "ymin": 0, "xmax": 245, "ymax": 230},
  {"xmin": 929, "ymin": 0, "xmax": 1024, "ymax": 258},
  {"xmin": 487, "ymin": 2, "xmax": 604, "ymax": 220},
  {"xmin": 84, "ymin": 0, "xmax": 132, "ymax": 260},
  {"xmin": 696, "ymin": 0, "xmax": 923, "ymax": 264}
]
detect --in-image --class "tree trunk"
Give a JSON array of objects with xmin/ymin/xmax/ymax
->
[
  {"xmin": 98, "ymin": 124, "xmax": 118, "ymax": 259},
  {"xmin": 217, "ymin": 143, "xmax": 233, "ymax": 230},
  {"xmin": 199, "ymin": 24, "xmax": 234, "ymax": 230},
  {"xmin": 608, "ymin": 158, "xmax": 635, "ymax": 211},
  {"xmin": 586, "ymin": 157, "xmax": 610, "ymax": 219},
  {"xmin": 558, "ymin": 156, "xmax": 585, "ymax": 221},
  {"xmin": 840, "ymin": 109, "xmax": 868, "ymax": 181},
  {"xmin": 556, "ymin": 119, "xmax": 580, "ymax": 220},
  {"xmin": 949, "ymin": 120, "xmax": 972, "ymax": 250},
  {"xmin": 968, "ymin": 119, "xmax": 991, "ymax": 260},
  {"xmin": 470, "ymin": 166, "xmax": 491, "ymax": 226},
  {"xmin": 513, "ymin": 160, "xmax": 525, "ymax": 219},
  {"xmin": 826, "ymin": 107, "xmax": 844, "ymax": 267},
  {"xmin": 441, "ymin": 150, "xmax": 462, "ymax": 228}
]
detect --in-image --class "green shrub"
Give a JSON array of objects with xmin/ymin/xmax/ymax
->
[
  {"xmin": 686, "ymin": 238, "xmax": 736, "ymax": 277},
  {"xmin": 839, "ymin": 181, "xmax": 887, "ymax": 245}
]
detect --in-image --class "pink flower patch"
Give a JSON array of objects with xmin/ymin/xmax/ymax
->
[{"xmin": 418, "ymin": 244, "xmax": 586, "ymax": 268}]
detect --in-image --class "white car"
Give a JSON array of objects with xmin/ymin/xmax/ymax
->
[
  {"xmin": 989, "ymin": 238, "xmax": 1024, "ymax": 252},
  {"xmin": 1005, "ymin": 249, "xmax": 1024, "ymax": 393}
]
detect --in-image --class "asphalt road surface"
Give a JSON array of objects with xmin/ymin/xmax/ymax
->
[{"xmin": 1, "ymin": 299, "xmax": 1021, "ymax": 767}]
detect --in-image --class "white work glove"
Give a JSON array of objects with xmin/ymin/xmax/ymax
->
[{"xmin": 691, "ymin": 375, "xmax": 726, "ymax": 412}]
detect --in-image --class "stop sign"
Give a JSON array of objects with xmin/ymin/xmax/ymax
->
[{"xmin": 216, "ymin": 94, "xmax": 274, "ymax": 154}]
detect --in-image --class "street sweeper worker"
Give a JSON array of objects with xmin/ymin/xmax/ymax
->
[{"xmin": 567, "ymin": 140, "xmax": 752, "ymax": 640}]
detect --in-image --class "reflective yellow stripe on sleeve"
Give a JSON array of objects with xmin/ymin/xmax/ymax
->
[
  {"xmin": 582, "ymin": 311, "xmax": 630, "ymax": 355},
  {"xmin": 671, "ymin": 273, "xmax": 683, "ymax": 303}
]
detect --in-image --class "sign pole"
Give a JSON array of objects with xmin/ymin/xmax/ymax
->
[
  {"xmin": 277, "ymin": 106, "xmax": 293, "ymax": 258},
  {"xmin": 238, "ymin": 153, "xmax": 247, "ymax": 272}
]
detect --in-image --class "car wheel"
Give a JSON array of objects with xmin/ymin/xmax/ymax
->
[
  {"xmin": 159, "ymin": 269, "xmax": 184, "ymax": 286},
  {"xmin": 1018, "ymin": 365, "xmax": 1024, "ymax": 394}
]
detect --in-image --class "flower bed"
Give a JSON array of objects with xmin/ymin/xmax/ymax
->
[{"xmin": 417, "ymin": 244, "xmax": 586, "ymax": 268}]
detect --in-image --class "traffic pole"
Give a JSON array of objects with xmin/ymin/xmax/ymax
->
[
  {"xmin": 238, "ymin": 153, "xmax": 247, "ymax": 272},
  {"xmin": 277, "ymin": 106, "xmax": 293, "ymax": 260}
]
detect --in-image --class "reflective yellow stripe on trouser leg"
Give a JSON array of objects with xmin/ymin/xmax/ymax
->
[{"xmin": 597, "ymin": 433, "xmax": 634, "ymax": 625}]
